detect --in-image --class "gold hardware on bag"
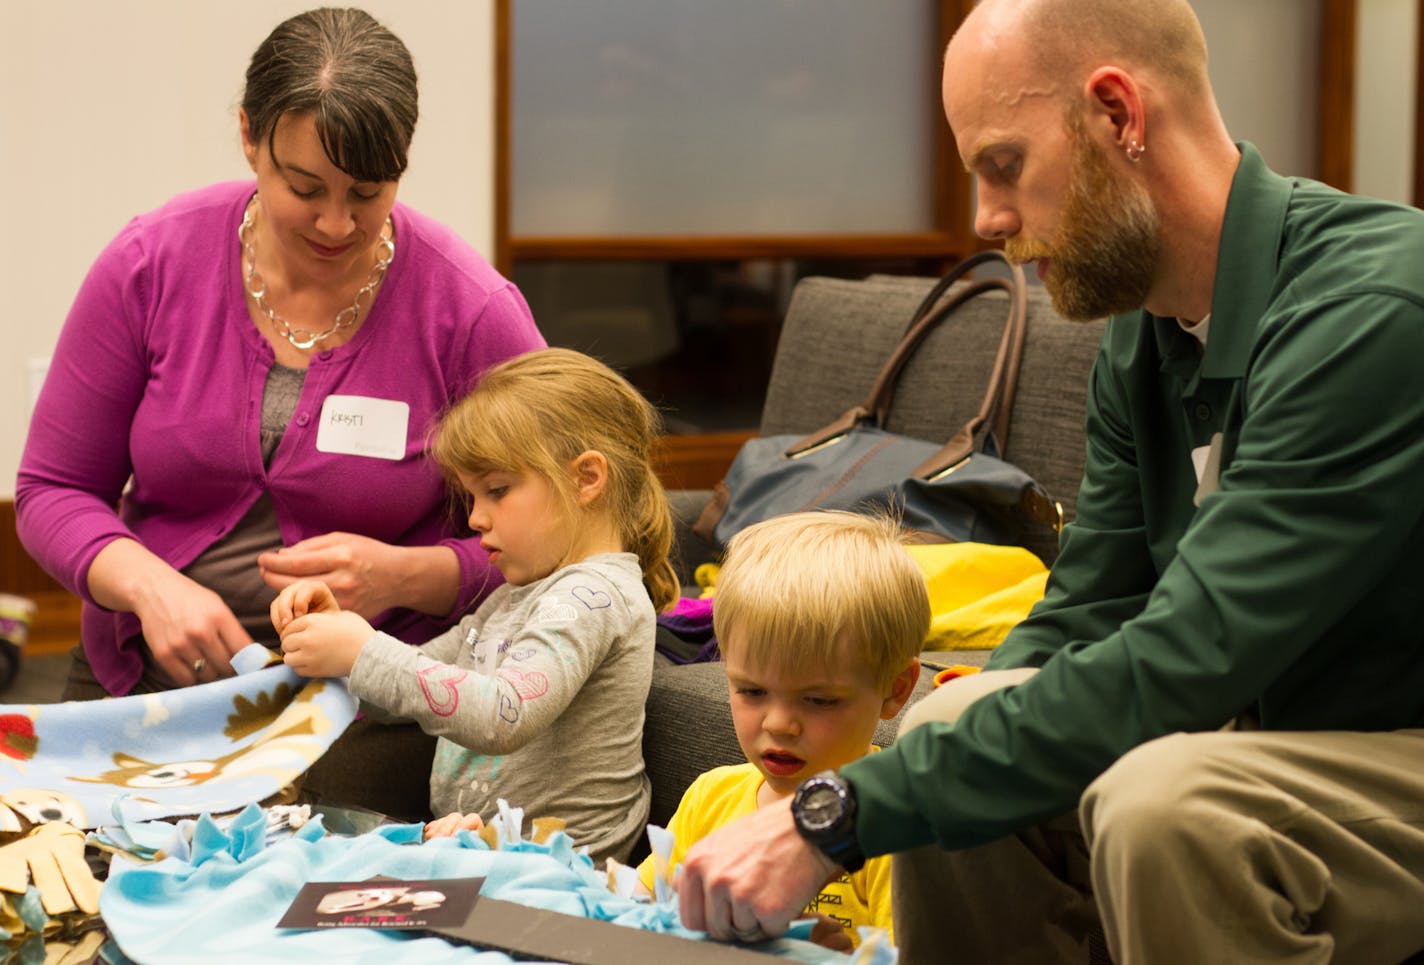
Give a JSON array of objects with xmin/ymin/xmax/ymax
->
[
  {"xmin": 1017, "ymin": 486, "xmax": 1065, "ymax": 530},
  {"xmin": 925, "ymin": 457, "xmax": 972, "ymax": 482},
  {"xmin": 789, "ymin": 435, "xmax": 848, "ymax": 459}
]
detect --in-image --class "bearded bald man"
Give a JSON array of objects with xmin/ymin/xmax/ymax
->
[{"xmin": 676, "ymin": 1, "xmax": 1424, "ymax": 961}]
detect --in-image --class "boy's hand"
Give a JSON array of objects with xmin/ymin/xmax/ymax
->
[
  {"xmin": 277, "ymin": 610, "xmax": 372, "ymax": 678},
  {"xmin": 270, "ymin": 579, "xmax": 340, "ymax": 635},
  {"xmin": 807, "ymin": 914, "xmax": 854, "ymax": 952}
]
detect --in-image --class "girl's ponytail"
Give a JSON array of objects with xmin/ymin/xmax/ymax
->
[{"xmin": 625, "ymin": 463, "xmax": 679, "ymax": 612}]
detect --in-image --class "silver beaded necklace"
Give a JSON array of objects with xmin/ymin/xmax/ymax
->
[{"xmin": 238, "ymin": 196, "xmax": 395, "ymax": 351}]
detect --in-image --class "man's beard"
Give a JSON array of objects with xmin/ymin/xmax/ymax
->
[{"xmin": 1005, "ymin": 115, "xmax": 1162, "ymax": 321}]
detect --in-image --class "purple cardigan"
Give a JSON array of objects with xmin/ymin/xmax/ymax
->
[{"xmin": 16, "ymin": 182, "xmax": 545, "ymax": 694}]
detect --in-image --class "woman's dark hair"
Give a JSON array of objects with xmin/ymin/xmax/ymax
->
[{"xmin": 242, "ymin": 7, "xmax": 418, "ymax": 182}]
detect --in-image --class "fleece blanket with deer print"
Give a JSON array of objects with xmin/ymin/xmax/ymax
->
[{"xmin": 0, "ymin": 644, "xmax": 356, "ymax": 830}]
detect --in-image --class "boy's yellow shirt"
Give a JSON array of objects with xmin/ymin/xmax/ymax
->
[{"xmin": 636, "ymin": 757, "xmax": 893, "ymax": 947}]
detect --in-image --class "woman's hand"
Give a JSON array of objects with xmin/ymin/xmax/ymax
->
[
  {"xmin": 259, "ymin": 532, "xmax": 390, "ymax": 616},
  {"xmin": 259, "ymin": 532, "xmax": 459, "ymax": 619},
  {"xmin": 137, "ymin": 578, "xmax": 251, "ymax": 687},
  {"xmin": 88, "ymin": 538, "xmax": 251, "ymax": 687}
]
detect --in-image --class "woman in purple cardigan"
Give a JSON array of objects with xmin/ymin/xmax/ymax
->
[{"xmin": 14, "ymin": 8, "xmax": 544, "ymax": 818}]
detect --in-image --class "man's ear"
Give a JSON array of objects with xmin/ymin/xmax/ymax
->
[
  {"xmin": 570, "ymin": 450, "xmax": 610, "ymax": 506},
  {"xmin": 1083, "ymin": 65, "xmax": 1145, "ymax": 157},
  {"xmin": 879, "ymin": 658, "xmax": 922, "ymax": 720},
  {"xmin": 239, "ymin": 108, "xmax": 260, "ymax": 172}
]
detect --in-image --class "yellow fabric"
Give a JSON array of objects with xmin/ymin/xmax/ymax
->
[
  {"xmin": 907, "ymin": 543, "xmax": 1048, "ymax": 650},
  {"xmin": 696, "ymin": 543, "xmax": 1045, "ymax": 650},
  {"xmin": 0, "ymin": 822, "xmax": 101, "ymax": 918},
  {"xmin": 637, "ymin": 762, "xmax": 894, "ymax": 946},
  {"xmin": 693, "ymin": 562, "xmax": 721, "ymax": 598}
]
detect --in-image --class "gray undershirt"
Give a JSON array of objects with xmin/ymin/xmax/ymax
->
[{"xmin": 181, "ymin": 364, "xmax": 305, "ymax": 645}]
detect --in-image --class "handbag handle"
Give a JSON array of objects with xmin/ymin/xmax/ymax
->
[
  {"xmin": 784, "ymin": 250, "xmax": 1028, "ymax": 475},
  {"xmin": 918, "ymin": 255, "xmax": 1028, "ymax": 476}
]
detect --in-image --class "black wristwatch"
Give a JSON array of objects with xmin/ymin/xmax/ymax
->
[{"xmin": 791, "ymin": 770, "xmax": 865, "ymax": 873}]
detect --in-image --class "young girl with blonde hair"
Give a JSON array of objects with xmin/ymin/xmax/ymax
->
[{"xmin": 272, "ymin": 347, "xmax": 678, "ymax": 863}]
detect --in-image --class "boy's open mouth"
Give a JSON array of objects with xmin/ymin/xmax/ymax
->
[{"xmin": 761, "ymin": 751, "xmax": 805, "ymax": 777}]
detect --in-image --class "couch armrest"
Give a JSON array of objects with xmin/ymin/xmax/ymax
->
[
  {"xmin": 668, "ymin": 488, "xmax": 718, "ymax": 589},
  {"xmin": 642, "ymin": 658, "xmax": 744, "ymax": 831}
]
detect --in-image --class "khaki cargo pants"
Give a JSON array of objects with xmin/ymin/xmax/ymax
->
[{"xmin": 893, "ymin": 669, "xmax": 1424, "ymax": 964}]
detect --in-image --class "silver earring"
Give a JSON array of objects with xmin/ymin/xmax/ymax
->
[{"xmin": 1126, "ymin": 139, "xmax": 1146, "ymax": 162}]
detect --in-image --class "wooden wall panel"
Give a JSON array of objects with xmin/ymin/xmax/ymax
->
[
  {"xmin": 1318, "ymin": 0, "xmax": 1357, "ymax": 191},
  {"xmin": 652, "ymin": 432, "xmax": 751, "ymax": 493},
  {"xmin": 1, "ymin": 500, "xmax": 62, "ymax": 596},
  {"xmin": 2, "ymin": 499, "xmax": 80, "ymax": 657}
]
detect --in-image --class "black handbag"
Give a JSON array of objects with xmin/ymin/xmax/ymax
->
[{"xmin": 693, "ymin": 250, "xmax": 1062, "ymax": 557}]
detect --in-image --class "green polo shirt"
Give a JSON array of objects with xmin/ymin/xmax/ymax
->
[{"xmin": 847, "ymin": 143, "xmax": 1424, "ymax": 854}]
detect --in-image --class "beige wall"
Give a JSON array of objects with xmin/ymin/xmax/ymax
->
[
  {"xmin": 0, "ymin": 1, "xmax": 497, "ymax": 497},
  {"xmin": 1356, "ymin": 0, "xmax": 1422, "ymax": 202}
]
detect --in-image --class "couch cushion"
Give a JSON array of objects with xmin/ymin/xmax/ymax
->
[{"xmin": 643, "ymin": 659, "xmax": 743, "ymax": 832}]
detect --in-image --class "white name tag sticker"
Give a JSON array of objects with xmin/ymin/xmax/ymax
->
[
  {"xmin": 1190, "ymin": 444, "xmax": 1211, "ymax": 483},
  {"xmin": 1192, "ymin": 432, "xmax": 1224, "ymax": 506},
  {"xmin": 315, "ymin": 395, "xmax": 410, "ymax": 461}
]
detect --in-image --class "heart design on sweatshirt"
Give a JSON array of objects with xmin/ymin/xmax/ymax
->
[
  {"xmin": 503, "ymin": 668, "xmax": 549, "ymax": 701},
  {"xmin": 571, "ymin": 586, "xmax": 612, "ymax": 611}
]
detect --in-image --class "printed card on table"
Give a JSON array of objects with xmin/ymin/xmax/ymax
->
[{"xmin": 276, "ymin": 876, "xmax": 484, "ymax": 930}]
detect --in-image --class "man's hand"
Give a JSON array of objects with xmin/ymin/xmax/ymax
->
[{"xmin": 678, "ymin": 796, "xmax": 839, "ymax": 943}]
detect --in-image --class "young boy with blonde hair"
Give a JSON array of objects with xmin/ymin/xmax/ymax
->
[{"xmin": 639, "ymin": 510, "xmax": 929, "ymax": 949}]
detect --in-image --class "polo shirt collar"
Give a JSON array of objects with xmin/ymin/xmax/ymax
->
[
  {"xmin": 1201, "ymin": 142, "xmax": 1291, "ymax": 378},
  {"xmin": 1148, "ymin": 142, "xmax": 1290, "ymax": 379}
]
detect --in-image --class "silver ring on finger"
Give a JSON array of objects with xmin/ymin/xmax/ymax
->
[
  {"xmin": 733, "ymin": 925, "xmax": 765, "ymax": 943},
  {"xmin": 193, "ymin": 657, "xmax": 206, "ymax": 675}
]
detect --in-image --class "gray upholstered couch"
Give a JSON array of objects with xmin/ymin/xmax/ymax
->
[{"xmin": 640, "ymin": 272, "xmax": 1107, "ymax": 841}]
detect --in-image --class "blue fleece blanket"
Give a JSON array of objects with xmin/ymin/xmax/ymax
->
[
  {"xmin": 0, "ymin": 645, "xmax": 356, "ymax": 830},
  {"xmin": 101, "ymin": 808, "xmax": 854, "ymax": 964}
]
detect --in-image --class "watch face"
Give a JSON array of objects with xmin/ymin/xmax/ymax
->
[
  {"xmin": 793, "ymin": 774, "xmax": 865, "ymax": 872},
  {"xmin": 798, "ymin": 783, "xmax": 845, "ymax": 833}
]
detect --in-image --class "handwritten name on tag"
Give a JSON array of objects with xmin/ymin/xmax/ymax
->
[{"xmin": 315, "ymin": 395, "xmax": 409, "ymax": 461}]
